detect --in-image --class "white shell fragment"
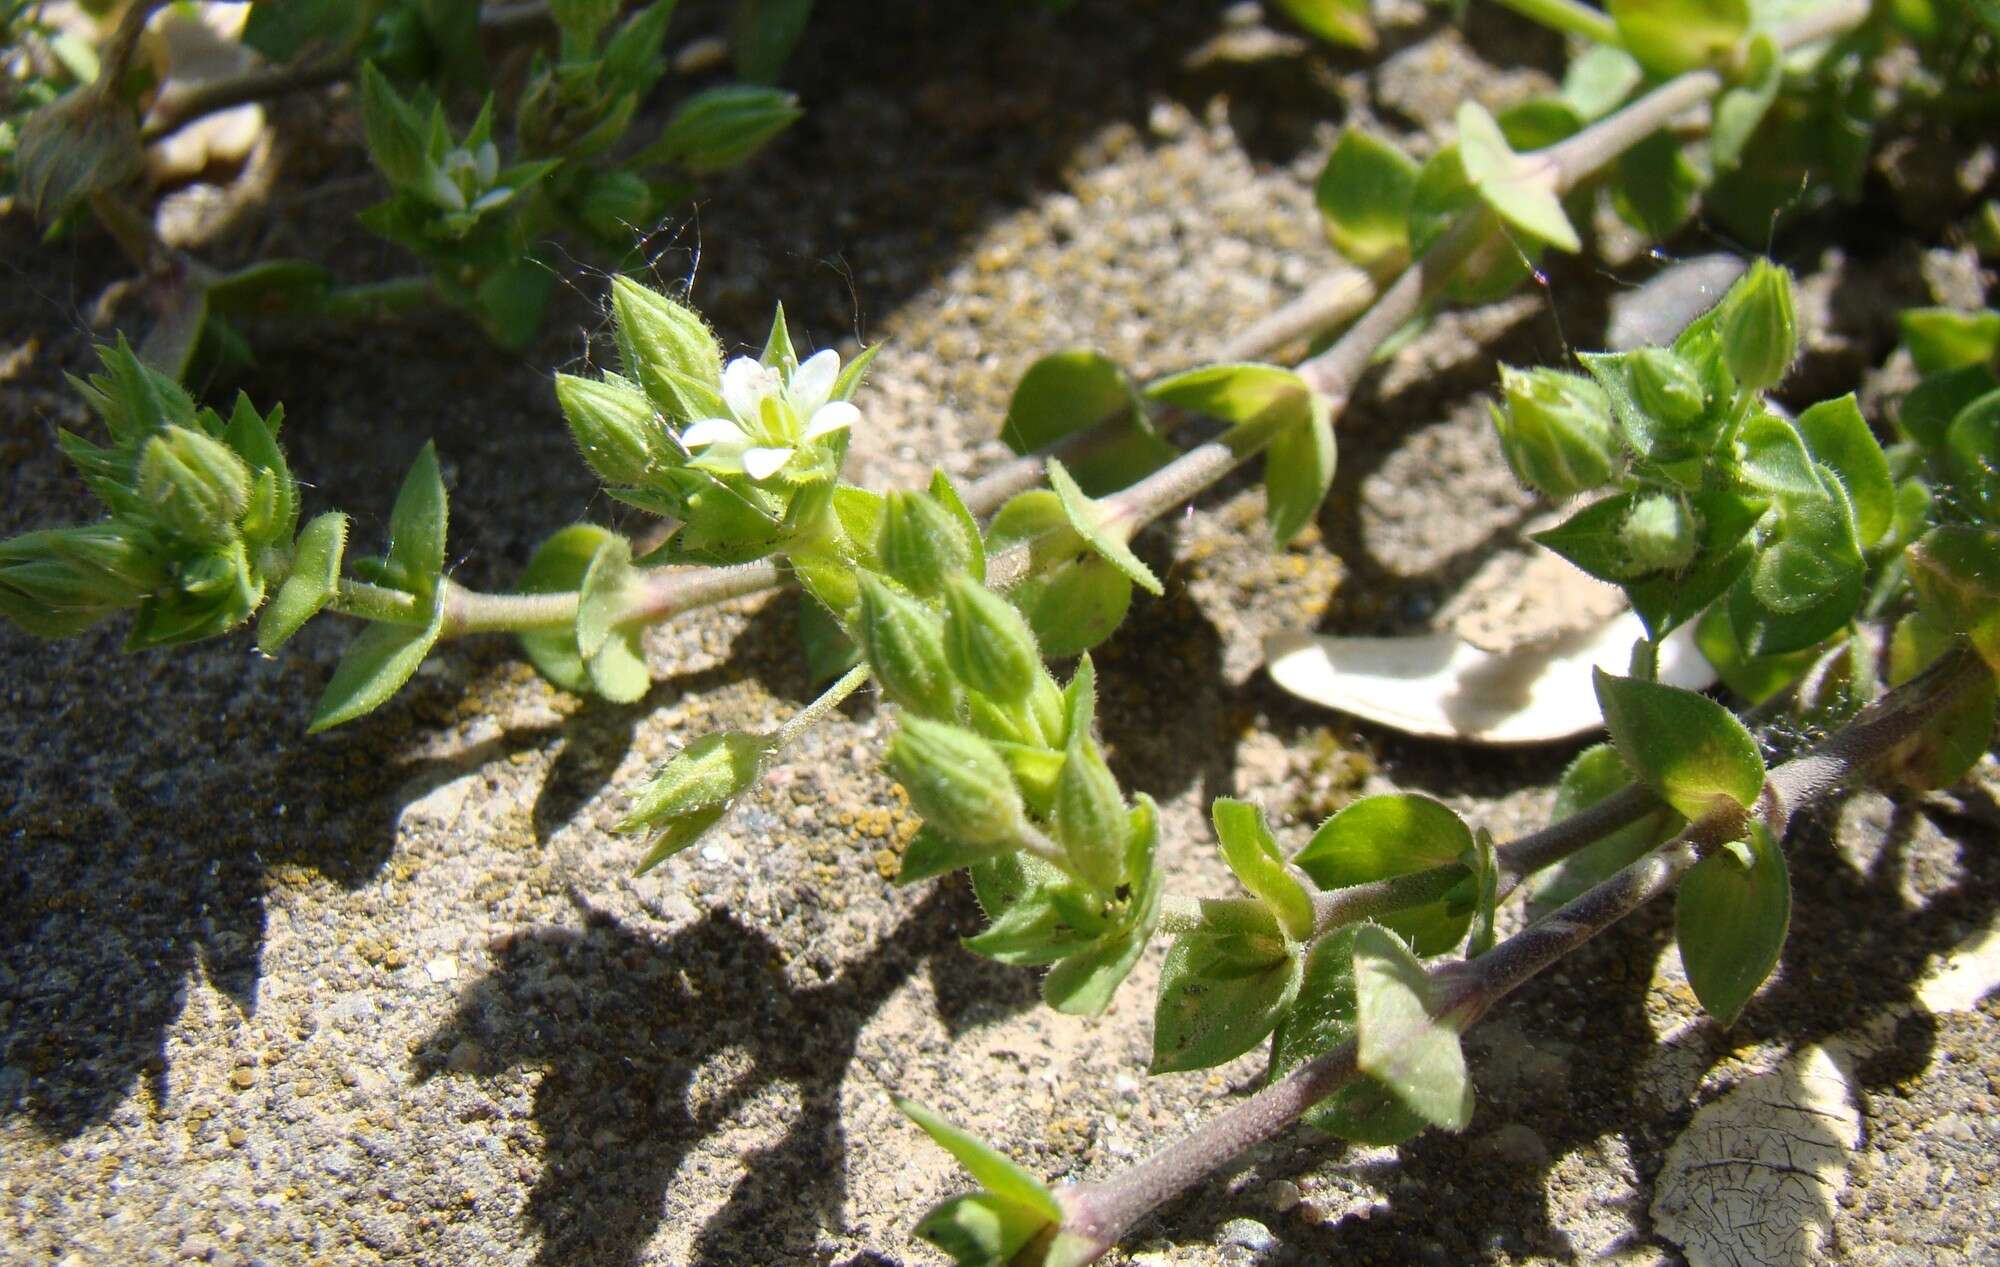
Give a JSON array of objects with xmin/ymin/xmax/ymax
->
[
  {"xmin": 1650, "ymin": 1045, "xmax": 1861, "ymax": 1267},
  {"xmin": 1264, "ymin": 611, "xmax": 1716, "ymax": 745}
]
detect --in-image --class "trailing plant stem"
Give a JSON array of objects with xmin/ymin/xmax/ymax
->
[
  {"xmin": 773, "ymin": 663, "xmax": 872, "ymax": 749},
  {"xmin": 1048, "ymin": 641, "xmax": 1986, "ymax": 1263}
]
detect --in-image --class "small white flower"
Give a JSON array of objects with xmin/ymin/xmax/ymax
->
[{"xmin": 679, "ymin": 349, "xmax": 858, "ymax": 482}]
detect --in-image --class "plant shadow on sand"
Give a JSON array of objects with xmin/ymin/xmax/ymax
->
[{"xmin": 414, "ymin": 882, "xmax": 1001, "ymax": 1267}]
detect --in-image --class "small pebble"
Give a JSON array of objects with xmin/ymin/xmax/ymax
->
[
  {"xmin": 229, "ymin": 1069, "xmax": 255, "ymax": 1090},
  {"xmin": 1219, "ymin": 1216, "xmax": 1277, "ymax": 1252},
  {"xmin": 1267, "ymin": 1179, "xmax": 1301, "ymax": 1212}
]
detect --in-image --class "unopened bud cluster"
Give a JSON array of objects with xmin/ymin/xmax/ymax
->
[
  {"xmin": 860, "ymin": 488, "xmax": 1146, "ymax": 902},
  {"xmin": 0, "ymin": 343, "xmax": 305, "ymax": 648}
]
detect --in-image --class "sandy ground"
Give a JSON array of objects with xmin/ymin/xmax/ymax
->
[{"xmin": 3, "ymin": 3, "xmax": 1997, "ymax": 1265}]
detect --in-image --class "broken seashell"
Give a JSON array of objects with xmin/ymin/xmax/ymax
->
[{"xmin": 1264, "ymin": 611, "xmax": 1716, "ymax": 745}]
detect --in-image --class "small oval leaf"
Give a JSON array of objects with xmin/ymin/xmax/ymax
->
[
  {"xmin": 1593, "ymin": 669, "xmax": 1764, "ymax": 821},
  {"xmin": 1676, "ymin": 820, "xmax": 1790, "ymax": 1026}
]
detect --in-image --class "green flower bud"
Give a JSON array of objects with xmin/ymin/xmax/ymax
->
[
  {"xmin": 942, "ymin": 576, "xmax": 1043, "ymax": 703},
  {"xmin": 556, "ymin": 373, "xmax": 668, "ymax": 487},
  {"xmin": 127, "ymin": 539, "xmax": 261, "ymax": 648},
  {"xmin": 1627, "ymin": 348, "xmax": 1708, "ymax": 430},
  {"xmin": 1493, "ymin": 366, "xmax": 1619, "ymax": 499},
  {"xmin": 879, "ymin": 492, "xmax": 977, "ymax": 596},
  {"xmin": 1052, "ymin": 734, "xmax": 1128, "ymax": 891},
  {"xmin": 1621, "ymin": 492, "xmax": 1699, "ymax": 572},
  {"xmin": 1718, "ymin": 259, "xmax": 1799, "ymax": 392},
  {"xmin": 887, "ymin": 716, "xmax": 1028, "ymax": 849},
  {"xmin": 0, "ymin": 522, "xmax": 162, "ymax": 637},
  {"xmin": 609, "ymin": 276, "xmax": 723, "ymax": 422},
  {"xmin": 13, "ymin": 85, "xmax": 144, "ymax": 223},
  {"xmin": 618, "ymin": 730, "xmax": 770, "ymax": 834},
  {"xmin": 138, "ymin": 427, "xmax": 253, "ymax": 543},
  {"xmin": 651, "ymin": 85, "xmax": 802, "ymax": 175},
  {"xmin": 857, "ymin": 573, "xmax": 962, "ymax": 718}
]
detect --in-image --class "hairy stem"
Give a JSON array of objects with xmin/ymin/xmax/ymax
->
[
  {"xmin": 1048, "ymin": 641, "xmax": 1984, "ymax": 1260},
  {"xmin": 772, "ymin": 663, "xmax": 873, "ymax": 749}
]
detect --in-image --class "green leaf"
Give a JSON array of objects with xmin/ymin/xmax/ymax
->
[
  {"xmin": 1047, "ymin": 460, "xmax": 1161, "ymax": 597},
  {"xmin": 1562, "ymin": 43, "xmax": 1644, "ymax": 120},
  {"xmin": 308, "ymin": 601, "xmax": 445, "ymax": 732},
  {"xmin": 577, "ymin": 533, "xmax": 649, "ymax": 702},
  {"xmin": 1001, "ymin": 351, "xmax": 1175, "ymax": 497},
  {"xmin": 387, "ymin": 442, "xmax": 448, "ymax": 600},
  {"xmin": 206, "ymin": 258, "xmax": 335, "ymax": 320},
  {"xmin": 1455, "ymin": 102, "xmax": 1580, "ymax": 253},
  {"xmin": 1693, "ymin": 601, "xmax": 1822, "ymax": 705},
  {"xmin": 731, "ymin": 0, "xmax": 815, "ymax": 82},
  {"xmin": 1946, "ymin": 391, "xmax": 2000, "ymax": 520},
  {"xmin": 1043, "ymin": 891, "xmax": 1156, "ymax": 1015},
  {"xmin": 1269, "ymin": 927, "xmax": 1429, "ymax": 1145},
  {"xmin": 1496, "ymin": 97, "xmax": 1583, "ymax": 151},
  {"xmin": 474, "ymin": 259, "xmax": 554, "ymax": 351},
  {"xmin": 929, "ymin": 471, "xmax": 988, "ymax": 584},
  {"xmin": 1150, "ymin": 933, "xmax": 1302, "ymax": 1073},
  {"xmin": 1609, "ymin": 0, "xmax": 1750, "ymax": 77},
  {"xmin": 897, "ymin": 825, "xmax": 1012, "ymax": 886},
  {"xmin": 964, "ymin": 880, "xmax": 1097, "ymax": 967},
  {"xmin": 647, "ymin": 85, "xmax": 801, "ymax": 174},
  {"xmin": 1272, "ymin": 0, "xmax": 1376, "ymax": 48},
  {"xmin": 985, "ymin": 491, "xmax": 1134, "ymax": 656},
  {"xmin": 1529, "ymin": 745, "xmax": 1683, "ymax": 919},
  {"xmin": 1676, "ymin": 821, "xmax": 1790, "ymax": 1026},
  {"xmin": 894, "ymin": 1099, "xmax": 1064, "ymax": 1223},
  {"xmin": 1407, "ymin": 145, "xmax": 1534, "ymax": 304},
  {"xmin": 1907, "ymin": 526, "xmax": 2000, "ymax": 674},
  {"xmin": 1732, "ymin": 479, "xmax": 1866, "ymax": 656},
  {"xmin": 799, "ymin": 596, "xmax": 861, "ymax": 684},
  {"xmin": 1711, "ymin": 34, "xmax": 1779, "ymax": 171},
  {"xmin": 1464, "ymin": 828, "xmax": 1498, "ymax": 959},
  {"xmin": 1611, "ymin": 129, "xmax": 1702, "ymax": 240},
  {"xmin": 1795, "ymin": 394, "xmax": 1893, "ymax": 546},
  {"xmin": 1899, "ymin": 308, "xmax": 2000, "ymax": 374},
  {"xmin": 259, "ymin": 512, "xmax": 348, "ymax": 654},
  {"xmin": 359, "ymin": 63, "xmax": 429, "ymax": 190},
  {"xmin": 1315, "ymin": 129, "xmax": 1417, "ymax": 271},
  {"xmin": 1896, "ymin": 365, "xmax": 1996, "ymax": 449},
  {"xmin": 1263, "ymin": 393, "xmax": 1337, "ymax": 544},
  {"xmin": 1882, "ymin": 613, "xmax": 1999, "ymax": 791},
  {"xmin": 1144, "ymin": 362, "xmax": 1310, "ymax": 425},
  {"xmin": 1294, "ymin": 794, "xmax": 1475, "ymax": 956},
  {"xmin": 1211, "ymin": 799, "xmax": 1316, "ymax": 942},
  {"xmin": 515, "ymin": 524, "xmax": 617, "ymax": 693},
  {"xmin": 633, "ymin": 806, "xmax": 727, "ymax": 875},
  {"xmin": 1593, "ymin": 669, "xmax": 1764, "ymax": 821},
  {"xmin": 1352, "ymin": 925, "xmax": 1473, "ymax": 1132},
  {"xmin": 1736, "ymin": 413, "xmax": 1822, "ymax": 499},
  {"xmin": 911, "ymin": 1193, "xmax": 1047, "ymax": 1267},
  {"xmin": 243, "ymin": 0, "xmax": 370, "ymax": 62}
]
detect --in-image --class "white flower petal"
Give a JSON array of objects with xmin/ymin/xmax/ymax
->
[
  {"xmin": 680, "ymin": 417, "xmax": 749, "ymax": 449},
  {"xmin": 802, "ymin": 400, "xmax": 859, "ymax": 440},
  {"xmin": 789, "ymin": 349, "xmax": 841, "ymax": 415},
  {"xmin": 742, "ymin": 446, "xmax": 795, "ymax": 481},
  {"xmin": 720, "ymin": 357, "xmax": 774, "ymax": 422}
]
